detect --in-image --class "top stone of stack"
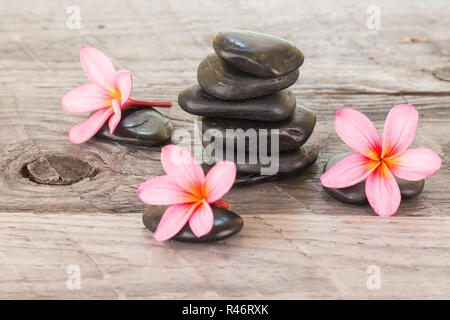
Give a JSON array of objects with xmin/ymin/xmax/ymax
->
[
  {"xmin": 196, "ymin": 30, "xmax": 304, "ymax": 101},
  {"xmin": 213, "ymin": 29, "xmax": 304, "ymax": 78}
]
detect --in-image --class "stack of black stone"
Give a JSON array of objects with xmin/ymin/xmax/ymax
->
[{"xmin": 179, "ymin": 29, "xmax": 318, "ymax": 185}]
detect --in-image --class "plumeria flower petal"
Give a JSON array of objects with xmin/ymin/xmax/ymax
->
[
  {"xmin": 322, "ymin": 104, "xmax": 441, "ymax": 217},
  {"xmin": 320, "ymin": 153, "xmax": 379, "ymax": 188},
  {"xmin": 381, "ymin": 104, "xmax": 418, "ymax": 158},
  {"xmin": 153, "ymin": 203, "xmax": 198, "ymax": 242},
  {"xmin": 365, "ymin": 163, "xmax": 401, "ymax": 217},
  {"xmin": 61, "ymin": 46, "xmax": 172, "ymax": 144},
  {"xmin": 205, "ymin": 161, "xmax": 237, "ymax": 203},
  {"xmin": 137, "ymin": 175, "xmax": 199, "ymax": 205},
  {"xmin": 114, "ymin": 70, "xmax": 133, "ymax": 105},
  {"xmin": 68, "ymin": 107, "xmax": 113, "ymax": 144},
  {"xmin": 189, "ymin": 202, "xmax": 214, "ymax": 238},
  {"xmin": 108, "ymin": 99, "xmax": 122, "ymax": 134},
  {"xmin": 387, "ymin": 148, "xmax": 441, "ymax": 181},
  {"xmin": 160, "ymin": 144, "xmax": 206, "ymax": 196},
  {"xmin": 335, "ymin": 108, "xmax": 382, "ymax": 160},
  {"xmin": 80, "ymin": 46, "xmax": 116, "ymax": 93},
  {"xmin": 60, "ymin": 83, "xmax": 113, "ymax": 113},
  {"xmin": 137, "ymin": 145, "xmax": 237, "ymax": 241}
]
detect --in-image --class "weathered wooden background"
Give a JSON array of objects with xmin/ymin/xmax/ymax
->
[{"xmin": 0, "ymin": 0, "xmax": 449, "ymax": 299}]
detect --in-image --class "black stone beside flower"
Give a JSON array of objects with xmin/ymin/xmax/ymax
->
[
  {"xmin": 143, "ymin": 205, "xmax": 244, "ymax": 242},
  {"xmin": 96, "ymin": 106, "xmax": 173, "ymax": 147}
]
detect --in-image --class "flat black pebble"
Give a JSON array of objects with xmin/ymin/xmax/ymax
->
[
  {"xmin": 143, "ymin": 205, "xmax": 243, "ymax": 242},
  {"xmin": 322, "ymin": 153, "xmax": 425, "ymax": 204},
  {"xmin": 213, "ymin": 29, "xmax": 304, "ymax": 78},
  {"xmin": 203, "ymin": 141, "xmax": 318, "ymax": 185},
  {"xmin": 178, "ymin": 84, "xmax": 296, "ymax": 122},
  {"xmin": 197, "ymin": 54, "xmax": 299, "ymax": 100},
  {"xmin": 200, "ymin": 105, "xmax": 316, "ymax": 152},
  {"xmin": 96, "ymin": 107, "xmax": 173, "ymax": 146}
]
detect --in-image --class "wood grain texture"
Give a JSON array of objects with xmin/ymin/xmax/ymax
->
[
  {"xmin": 0, "ymin": 0, "xmax": 449, "ymax": 299},
  {"xmin": 0, "ymin": 212, "xmax": 449, "ymax": 299}
]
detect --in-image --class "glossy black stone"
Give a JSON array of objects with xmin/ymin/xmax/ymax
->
[
  {"xmin": 96, "ymin": 107, "xmax": 173, "ymax": 146},
  {"xmin": 322, "ymin": 153, "xmax": 425, "ymax": 204},
  {"xmin": 143, "ymin": 205, "xmax": 244, "ymax": 242},
  {"xmin": 203, "ymin": 141, "xmax": 318, "ymax": 185},
  {"xmin": 178, "ymin": 84, "xmax": 296, "ymax": 122},
  {"xmin": 213, "ymin": 29, "xmax": 304, "ymax": 78},
  {"xmin": 200, "ymin": 105, "xmax": 316, "ymax": 153},
  {"xmin": 197, "ymin": 54, "xmax": 299, "ymax": 100}
]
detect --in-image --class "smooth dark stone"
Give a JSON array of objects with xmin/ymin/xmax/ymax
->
[
  {"xmin": 213, "ymin": 29, "xmax": 304, "ymax": 78},
  {"xmin": 178, "ymin": 84, "xmax": 296, "ymax": 122},
  {"xmin": 197, "ymin": 54, "xmax": 299, "ymax": 100},
  {"xmin": 96, "ymin": 107, "xmax": 173, "ymax": 146},
  {"xmin": 200, "ymin": 105, "xmax": 316, "ymax": 153},
  {"xmin": 202, "ymin": 141, "xmax": 318, "ymax": 185},
  {"xmin": 143, "ymin": 205, "xmax": 243, "ymax": 242},
  {"xmin": 322, "ymin": 153, "xmax": 425, "ymax": 204}
]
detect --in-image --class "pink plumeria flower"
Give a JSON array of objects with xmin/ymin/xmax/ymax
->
[
  {"xmin": 137, "ymin": 145, "xmax": 237, "ymax": 241},
  {"xmin": 321, "ymin": 104, "xmax": 441, "ymax": 217},
  {"xmin": 60, "ymin": 46, "xmax": 172, "ymax": 144}
]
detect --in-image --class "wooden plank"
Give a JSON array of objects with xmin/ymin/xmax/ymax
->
[
  {"xmin": 0, "ymin": 212, "xmax": 449, "ymax": 299},
  {"xmin": 1, "ymin": 0, "xmax": 449, "ymax": 93},
  {"xmin": 1, "ymin": 92, "xmax": 448, "ymax": 215}
]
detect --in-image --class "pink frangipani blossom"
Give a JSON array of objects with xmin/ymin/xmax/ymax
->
[
  {"xmin": 60, "ymin": 46, "xmax": 172, "ymax": 144},
  {"xmin": 137, "ymin": 145, "xmax": 237, "ymax": 241},
  {"xmin": 320, "ymin": 104, "xmax": 441, "ymax": 217}
]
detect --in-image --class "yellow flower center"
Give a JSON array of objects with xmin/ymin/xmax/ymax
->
[{"xmin": 112, "ymin": 90, "xmax": 121, "ymax": 100}]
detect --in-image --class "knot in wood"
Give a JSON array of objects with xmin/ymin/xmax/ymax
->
[
  {"xmin": 21, "ymin": 155, "xmax": 97, "ymax": 185},
  {"xmin": 432, "ymin": 66, "xmax": 450, "ymax": 82}
]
